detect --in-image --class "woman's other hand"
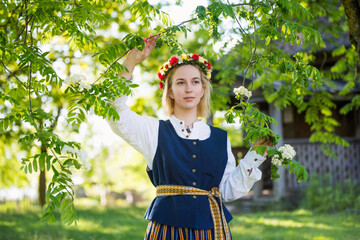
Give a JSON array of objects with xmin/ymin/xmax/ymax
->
[{"xmin": 253, "ymin": 137, "xmax": 274, "ymax": 157}]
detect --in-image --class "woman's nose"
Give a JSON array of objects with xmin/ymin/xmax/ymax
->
[{"xmin": 185, "ymin": 85, "xmax": 193, "ymax": 92}]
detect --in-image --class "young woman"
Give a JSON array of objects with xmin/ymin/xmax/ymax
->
[{"xmin": 107, "ymin": 35, "xmax": 272, "ymax": 240}]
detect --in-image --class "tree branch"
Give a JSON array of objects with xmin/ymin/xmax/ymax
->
[
  {"xmin": 24, "ymin": 0, "xmax": 28, "ymax": 45},
  {"xmin": 50, "ymin": 106, "xmax": 63, "ymax": 132},
  {"xmin": 0, "ymin": 2, "xmax": 23, "ymax": 30},
  {"xmin": 226, "ymin": 0, "xmax": 257, "ymax": 87},
  {"xmin": 93, "ymin": 50, "xmax": 130, "ymax": 84},
  {"xmin": 28, "ymin": 17, "xmax": 36, "ymax": 114},
  {"xmin": 94, "ymin": 1, "xmax": 266, "ymax": 84},
  {"xmin": 231, "ymin": 2, "xmax": 269, "ymax": 8},
  {"xmin": 49, "ymin": 148, "xmax": 64, "ymax": 169},
  {"xmin": 1, "ymin": 61, "xmax": 26, "ymax": 87},
  {"xmin": 354, "ymin": 42, "xmax": 359, "ymax": 83}
]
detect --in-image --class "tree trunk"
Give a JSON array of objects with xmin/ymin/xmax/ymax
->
[
  {"xmin": 38, "ymin": 144, "xmax": 46, "ymax": 206},
  {"xmin": 341, "ymin": 0, "xmax": 360, "ymax": 48}
]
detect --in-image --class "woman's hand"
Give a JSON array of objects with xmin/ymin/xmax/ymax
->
[
  {"xmin": 253, "ymin": 137, "xmax": 274, "ymax": 157},
  {"xmin": 119, "ymin": 33, "xmax": 157, "ymax": 80},
  {"xmin": 124, "ymin": 33, "xmax": 158, "ymax": 67}
]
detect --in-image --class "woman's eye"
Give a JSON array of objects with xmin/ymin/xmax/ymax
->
[
  {"xmin": 177, "ymin": 82, "xmax": 185, "ymax": 85},
  {"xmin": 193, "ymin": 80, "xmax": 200, "ymax": 84}
]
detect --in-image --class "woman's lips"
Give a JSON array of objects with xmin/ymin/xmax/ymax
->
[{"xmin": 184, "ymin": 97, "xmax": 195, "ymax": 101}]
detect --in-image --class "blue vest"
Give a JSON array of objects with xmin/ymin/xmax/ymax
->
[{"xmin": 144, "ymin": 120, "xmax": 233, "ymax": 229}]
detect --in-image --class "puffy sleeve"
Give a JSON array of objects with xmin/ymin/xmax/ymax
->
[
  {"xmin": 106, "ymin": 95, "xmax": 159, "ymax": 169},
  {"xmin": 219, "ymin": 137, "xmax": 266, "ymax": 202}
]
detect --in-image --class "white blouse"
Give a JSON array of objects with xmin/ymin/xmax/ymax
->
[{"xmin": 107, "ymin": 95, "xmax": 266, "ymax": 202}]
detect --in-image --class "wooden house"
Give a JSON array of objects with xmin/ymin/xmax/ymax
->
[{"xmin": 220, "ymin": 34, "xmax": 360, "ymax": 203}]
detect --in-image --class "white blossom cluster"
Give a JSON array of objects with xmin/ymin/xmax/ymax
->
[
  {"xmin": 233, "ymin": 86, "xmax": 252, "ymax": 99},
  {"xmin": 64, "ymin": 74, "xmax": 91, "ymax": 91},
  {"xmin": 279, "ymin": 144, "xmax": 296, "ymax": 159},
  {"xmin": 62, "ymin": 145, "xmax": 91, "ymax": 171},
  {"xmin": 271, "ymin": 144, "xmax": 296, "ymax": 166},
  {"xmin": 271, "ymin": 155, "xmax": 282, "ymax": 166}
]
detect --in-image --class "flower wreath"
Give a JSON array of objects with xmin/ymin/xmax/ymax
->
[{"xmin": 157, "ymin": 53, "xmax": 212, "ymax": 89}]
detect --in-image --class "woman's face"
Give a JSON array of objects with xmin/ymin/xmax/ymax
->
[{"xmin": 169, "ymin": 65, "xmax": 205, "ymax": 114}]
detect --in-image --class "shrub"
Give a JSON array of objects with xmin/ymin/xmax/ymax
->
[{"xmin": 302, "ymin": 173, "xmax": 360, "ymax": 213}]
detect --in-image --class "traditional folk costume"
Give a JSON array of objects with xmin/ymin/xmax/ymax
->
[{"xmin": 107, "ymin": 54, "xmax": 266, "ymax": 240}]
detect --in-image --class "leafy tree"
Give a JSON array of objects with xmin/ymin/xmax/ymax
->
[
  {"xmin": 1, "ymin": 0, "xmax": 358, "ymax": 225},
  {"xmin": 0, "ymin": 0, "xmax": 171, "ymax": 224}
]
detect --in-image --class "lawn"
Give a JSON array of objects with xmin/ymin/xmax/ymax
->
[{"xmin": 1, "ymin": 204, "xmax": 359, "ymax": 240}]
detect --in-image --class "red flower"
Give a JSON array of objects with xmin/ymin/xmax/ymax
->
[
  {"xmin": 159, "ymin": 81, "xmax": 164, "ymax": 89},
  {"xmin": 192, "ymin": 54, "xmax": 200, "ymax": 60},
  {"xmin": 143, "ymin": 37, "xmax": 148, "ymax": 43},
  {"xmin": 165, "ymin": 64, "xmax": 169, "ymax": 69},
  {"xmin": 207, "ymin": 62, "xmax": 211, "ymax": 69},
  {"xmin": 158, "ymin": 72, "xmax": 165, "ymax": 80},
  {"xmin": 169, "ymin": 56, "xmax": 178, "ymax": 65}
]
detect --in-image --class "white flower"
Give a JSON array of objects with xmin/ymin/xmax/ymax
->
[
  {"xmin": 178, "ymin": 59, "xmax": 183, "ymax": 64},
  {"xmin": 271, "ymin": 154, "xmax": 282, "ymax": 166},
  {"xmin": 233, "ymin": 86, "xmax": 252, "ymax": 99},
  {"xmin": 69, "ymin": 74, "xmax": 86, "ymax": 84},
  {"xmin": 64, "ymin": 78, "xmax": 71, "ymax": 85},
  {"xmin": 279, "ymin": 144, "xmax": 296, "ymax": 160},
  {"xmin": 79, "ymin": 81, "xmax": 91, "ymax": 90},
  {"xmin": 62, "ymin": 145, "xmax": 91, "ymax": 171},
  {"xmin": 62, "ymin": 145, "xmax": 78, "ymax": 155},
  {"xmin": 245, "ymin": 91, "xmax": 252, "ymax": 99},
  {"xmin": 64, "ymin": 74, "xmax": 87, "ymax": 87},
  {"xmin": 79, "ymin": 150, "xmax": 91, "ymax": 171}
]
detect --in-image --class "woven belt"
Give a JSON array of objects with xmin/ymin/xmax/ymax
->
[{"xmin": 156, "ymin": 185, "xmax": 231, "ymax": 240}]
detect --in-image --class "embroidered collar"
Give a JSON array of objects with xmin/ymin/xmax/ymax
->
[{"xmin": 169, "ymin": 115, "xmax": 204, "ymax": 137}]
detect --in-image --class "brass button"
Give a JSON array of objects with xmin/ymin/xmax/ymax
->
[
  {"xmin": 192, "ymin": 154, "xmax": 196, "ymax": 158},
  {"xmin": 254, "ymin": 158, "xmax": 258, "ymax": 161},
  {"xmin": 193, "ymin": 196, "xmax": 197, "ymax": 199},
  {"xmin": 182, "ymin": 129, "xmax": 184, "ymax": 132},
  {"xmin": 193, "ymin": 141, "xmax": 197, "ymax": 145},
  {"xmin": 186, "ymin": 135, "xmax": 189, "ymax": 138},
  {"xmin": 192, "ymin": 182, "xmax": 196, "ymax": 186},
  {"xmin": 180, "ymin": 121, "xmax": 183, "ymax": 124},
  {"xmin": 247, "ymin": 169, "xmax": 251, "ymax": 172},
  {"xmin": 192, "ymin": 169, "xmax": 196, "ymax": 173}
]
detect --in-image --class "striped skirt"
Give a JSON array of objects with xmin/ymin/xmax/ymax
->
[{"xmin": 144, "ymin": 220, "xmax": 232, "ymax": 240}]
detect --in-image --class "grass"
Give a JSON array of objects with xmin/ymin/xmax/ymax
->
[{"xmin": 1, "ymin": 203, "xmax": 360, "ymax": 240}]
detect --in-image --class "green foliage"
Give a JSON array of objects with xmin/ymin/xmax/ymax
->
[
  {"xmin": 130, "ymin": 0, "xmax": 172, "ymax": 28},
  {"xmin": 302, "ymin": 174, "xmax": 360, "ymax": 213},
  {"xmin": 225, "ymin": 94, "xmax": 308, "ymax": 182},
  {"xmin": 301, "ymin": 92, "xmax": 349, "ymax": 157},
  {"xmin": 340, "ymin": 94, "xmax": 360, "ymax": 115},
  {"xmin": 213, "ymin": 0, "xmax": 357, "ymax": 164},
  {"xmin": 0, "ymin": 0, "xmax": 167, "ymax": 225}
]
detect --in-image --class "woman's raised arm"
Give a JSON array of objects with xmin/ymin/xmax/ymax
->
[{"xmin": 106, "ymin": 34, "xmax": 159, "ymax": 169}]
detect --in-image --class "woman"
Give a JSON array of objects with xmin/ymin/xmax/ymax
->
[{"xmin": 107, "ymin": 35, "xmax": 272, "ymax": 240}]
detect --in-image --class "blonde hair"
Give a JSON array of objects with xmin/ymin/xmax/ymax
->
[{"xmin": 162, "ymin": 64, "xmax": 212, "ymax": 118}]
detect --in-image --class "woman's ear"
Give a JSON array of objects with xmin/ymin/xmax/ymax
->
[{"xmin": 169, "ymin": 91, "xmax": 174, "ymax": 99}]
